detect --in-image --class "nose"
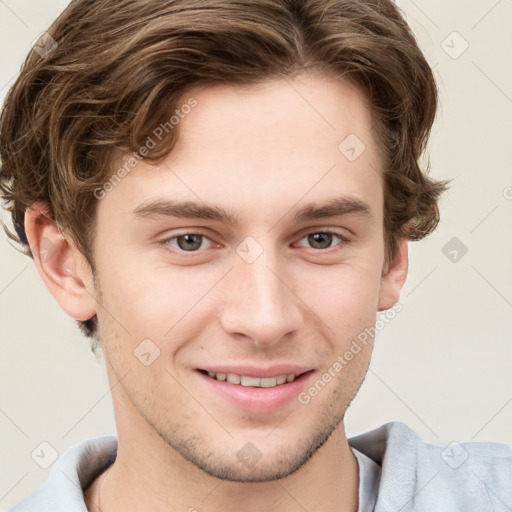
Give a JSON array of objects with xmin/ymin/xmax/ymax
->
[{"xmin": 218, "ymin": 245, "xmax": 304, "ymax": 347}]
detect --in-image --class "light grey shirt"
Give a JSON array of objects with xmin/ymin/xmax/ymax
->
[
  {"xmin": 352, "ymin": 448, "xmax": 380, "ymax": 511},
  {"xmin": 9, "ymin": 422, "xmax": 512, "ymax": 511}
]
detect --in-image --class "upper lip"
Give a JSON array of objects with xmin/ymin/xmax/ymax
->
[{"xmin": 197, "ymin": 365, "xmax": 314, "ymax": 379}]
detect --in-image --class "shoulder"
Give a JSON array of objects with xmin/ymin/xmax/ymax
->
[
  {"xmin": 8, "ymin": 436, "xmax": 117, "ymax": 512},
  {"xmin": 349, "ymin": 422, "xmax": 512, "ymax": 511}
]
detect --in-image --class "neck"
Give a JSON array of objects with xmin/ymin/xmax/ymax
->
[{"xmin": 86, "ymin": 421, "xmax": 359, "ymax": 512}]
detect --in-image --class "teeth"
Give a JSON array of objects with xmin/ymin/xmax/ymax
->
[
  {"xmin": 227, "ymin": 373, "xmax": 241, "ymax": 384},
  {"xmin": 206, "ymin": 371, "xmax": 300, "ymax": 387},
  {"xmin": 260, "ymin": 377, "xmax": 277, "ymax": 387},
  {"xmin": 241, "ymin": 376, "xmax": 261, "ymax": 387}
]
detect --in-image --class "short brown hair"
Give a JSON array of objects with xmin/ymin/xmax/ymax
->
[{"xmin": 0, "ymin": 0, "xmax": 447, "ymax": 340}]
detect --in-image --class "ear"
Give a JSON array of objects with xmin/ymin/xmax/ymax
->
[
  {"xmin": 378, "ymin": 238, "xmax": 408, "ymax": 311},
  {"xmin": 24, "ymin": 202, "xmax": 97, "ymax": 322}
]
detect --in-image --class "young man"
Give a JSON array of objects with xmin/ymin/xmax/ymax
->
[{"xmin": 1, "ymin": 0, "xmax": 510, "ymax": 511}]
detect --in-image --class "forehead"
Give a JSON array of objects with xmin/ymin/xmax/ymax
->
[
  {"xmin": 179, "ymin": 72, "xmax": 380, "ymax": 164},
  {"xmin": 101, "ymin": 72, "xmax": 384, "ymax": 226}
]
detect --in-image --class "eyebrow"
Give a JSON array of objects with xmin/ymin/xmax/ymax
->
[{"xmin": 132, "ymin": 196, "xmax": 372, "ymax": 224}]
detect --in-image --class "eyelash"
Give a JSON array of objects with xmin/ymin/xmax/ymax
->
[{"xmin": 160, "ymin": 229, "xmax": 349, "ymax": 255}]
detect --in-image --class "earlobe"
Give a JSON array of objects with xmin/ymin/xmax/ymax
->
[
  {"xmin": 377, "ymin": 238, "xmax": 408, "ymax": 311},
  {"xmin": 24, "ymin": 202, "xmax": 97, "ymax": 322}
]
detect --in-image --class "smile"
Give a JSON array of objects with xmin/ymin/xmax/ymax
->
[
  {"xmin": 203, "ymin": 371, "xmax": 301, "ymax": 387},
  {"xmin": 196, "ymin": 367, "xmax": 315, "ymax": 413}
]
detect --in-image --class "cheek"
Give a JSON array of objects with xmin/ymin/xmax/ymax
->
[
  {"xmin": 94, "ymin": 260, "xmax": 224, "ymax": 370},
  {"xmin": 298, "ymin": 262, "xmax": 382, "ymax": 334},
  {"xmin": 95, "ymin": 239, "xmax": 383, "ymax": 357}
]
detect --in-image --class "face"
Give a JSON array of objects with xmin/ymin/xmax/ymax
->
[{"xmin": 83, "ymin": 72, "xmax": 402, "ymax": 481}]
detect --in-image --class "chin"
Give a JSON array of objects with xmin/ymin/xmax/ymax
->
[{"xmin": 159, "ymin": 414, "xmax": 342, "ymax": 483}]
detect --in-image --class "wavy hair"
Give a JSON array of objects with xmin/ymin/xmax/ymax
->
[{"xmin": 0, "ymin": 0, "xmax": 447, "ymax": 339}]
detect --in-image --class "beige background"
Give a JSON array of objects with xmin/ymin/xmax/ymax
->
[{"xmin": 1, "ymin": 0, "xmax": 511, "ymax": 508}]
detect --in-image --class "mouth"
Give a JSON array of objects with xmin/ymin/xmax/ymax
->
[
  {"xmin": 197, "ymin": 369, "xmax": 308, "ymax": 388},
  {"xmin": 195, "ymin": 366, "xmax": 315, "ymax": 414}
]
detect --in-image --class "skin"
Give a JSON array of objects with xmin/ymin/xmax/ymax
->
[{"xmin": 25, "ymin": 71, "xmax": 408, "ymax": 512}]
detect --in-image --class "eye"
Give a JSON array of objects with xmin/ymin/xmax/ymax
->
[
  {"xmin": 296, "ymin": 230, "xmax": 348, "ymax": 250},
  {"xmin": 163, "ymin": 233, "xmax": 214, "ymax": 252},
  {"xmin": 160, "ymin": 229, "xmax": 348, "ymax": 255}
]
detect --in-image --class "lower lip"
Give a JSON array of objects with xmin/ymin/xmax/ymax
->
[{"xmin": 196, "ymin": 370, "xmax": 315, "ymax": 414}]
